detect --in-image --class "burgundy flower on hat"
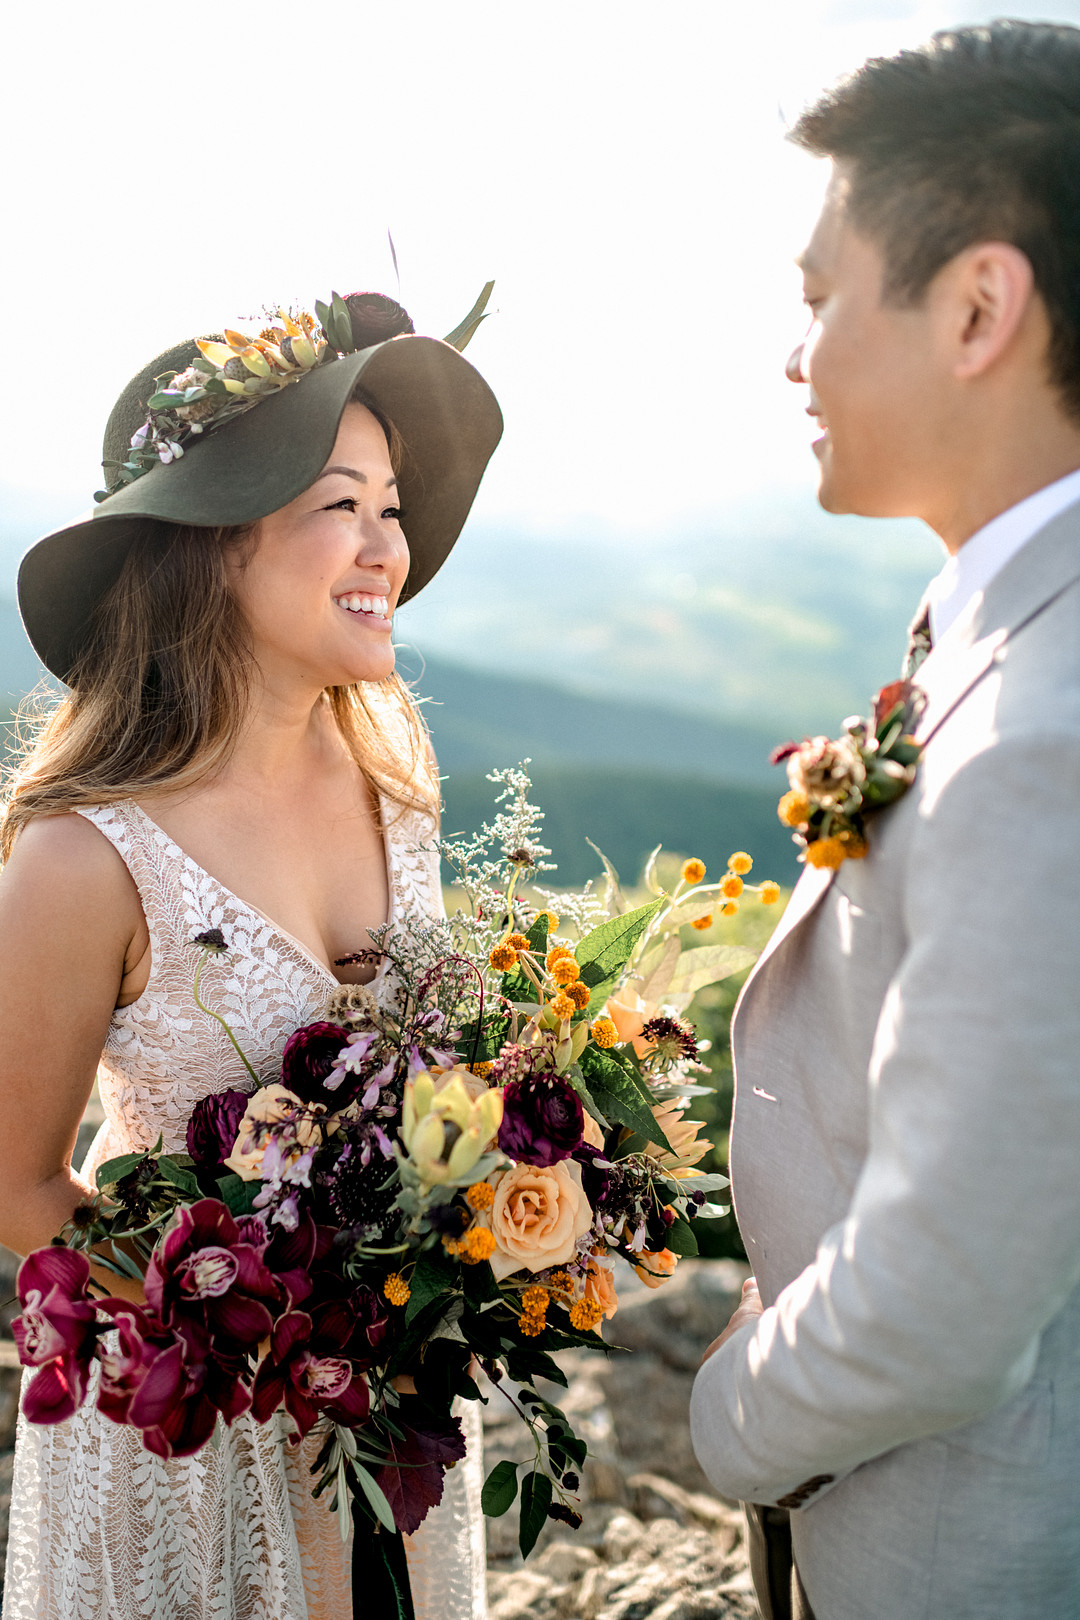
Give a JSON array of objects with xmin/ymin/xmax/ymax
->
[
  {"xmin": 13, "ymin": 1248, "xmax": 99, "ymax": 1423},
  {"xmin": 343, "ymin": 292, "xmax": 415, "ymax": 351}
]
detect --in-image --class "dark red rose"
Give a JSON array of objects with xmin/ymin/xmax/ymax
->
[
  {"xmin": 498, "ymin": 1073, "xmax": 585, "ymax": 1166},
  {"xmin": 280, "ymin": 1022, "xmax": 356, "ymax": 1105},
  {"xmin": 186, "ymin": 1088, "xmax": 252, "ymax": 1175},
  {"xmin": 342, "ymin": 291, "xmax": 415, "ymax": 351}
]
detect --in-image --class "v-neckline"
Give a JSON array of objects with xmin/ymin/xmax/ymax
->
[{"xmin": 127, "ymin": 798, "xmax": 395, "ymax": 989}]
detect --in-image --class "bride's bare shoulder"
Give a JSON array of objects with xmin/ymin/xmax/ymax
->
[{"xmin": 0, "ymin": 812, "xmax": 143, "ymax": 937}]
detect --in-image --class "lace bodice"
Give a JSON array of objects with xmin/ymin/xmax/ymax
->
[{"xmin": 2, "ymin": 796, "xmax": 487, "ymax": 1620}]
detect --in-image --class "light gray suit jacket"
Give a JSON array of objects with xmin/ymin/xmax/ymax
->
[{"xmin": 690, "ymin": 504, "xmax": 1080, "ymax": 1619}]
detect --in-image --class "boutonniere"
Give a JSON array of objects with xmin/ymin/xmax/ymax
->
[{"xmin": 771, "ymin": 680, "xmax": 925, "ymax": 869}]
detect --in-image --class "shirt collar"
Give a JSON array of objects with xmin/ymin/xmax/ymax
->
[{"xmin": 926, "ymin": 464, "xmax": 1080, "ymax": 644}]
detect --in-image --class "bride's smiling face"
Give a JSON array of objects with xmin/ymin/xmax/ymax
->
[{"xmin": 228, "ymin": 403, "xmax": 409, "ymax": 692}]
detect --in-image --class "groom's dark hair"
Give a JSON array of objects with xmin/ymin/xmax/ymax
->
[{"xmin": 791, "ymin": 19, "xmax": 1080, "ymax": 418}]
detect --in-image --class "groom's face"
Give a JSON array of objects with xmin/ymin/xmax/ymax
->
[{"xmin": 788, "ymin": 166, "xmax": 946, "ymax": 519}]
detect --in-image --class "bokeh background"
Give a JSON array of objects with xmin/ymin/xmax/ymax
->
[{"xmin": 3, "ymin": 0, "xmax": 1080, "ymax": 1235}]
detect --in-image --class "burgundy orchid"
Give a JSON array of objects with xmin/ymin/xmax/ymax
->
[
  {"xmin": 251, "ymin": 1310, "xmax": 370, "ymax": 1441},
  {"xmin": 13, "ymin": 1248, "xmax": 99, "ymax": 1423},
  {"xmin": 145, "ymin": 1199, "xmax": 279, "ymax": 1350}
]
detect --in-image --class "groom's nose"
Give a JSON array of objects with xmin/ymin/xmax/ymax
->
[{"xmin": 786, "ymin": 342, "xmax": 807, "ymax": 383}]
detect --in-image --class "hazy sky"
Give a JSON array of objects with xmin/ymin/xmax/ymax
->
[{"xmin": 5, "ymin": 0, "xmax": 1080, "ymax": 542}]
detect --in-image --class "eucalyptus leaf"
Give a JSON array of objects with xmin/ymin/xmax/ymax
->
[
  {"xmin": 668, "ymin": 944, "xmax": 757, "ymax": 999},
  {"xmin": 637, "ymin": 934, "xmax": 682, "ymax": 1004},
  {"xmin": 444, "ymin": 280, "xmax": 494, "ymax": 352},
  {"xmin": 352, "ymin": 1459, "xmax": 397, "ymax": 1533}
]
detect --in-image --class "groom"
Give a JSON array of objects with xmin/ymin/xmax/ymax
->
[{"xmin": 690, "ymin": 21, "xmax": 1080, "ymax": 1620}]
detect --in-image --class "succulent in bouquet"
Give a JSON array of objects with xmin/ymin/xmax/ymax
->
[{"xmin": 11, "ymin": 764, "xmax": 777, "ymax": 1566}]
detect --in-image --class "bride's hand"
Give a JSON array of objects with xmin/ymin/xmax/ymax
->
[{"xmin": 700, "ymin": 1276, "xmax": 763, "ymax": 1364}]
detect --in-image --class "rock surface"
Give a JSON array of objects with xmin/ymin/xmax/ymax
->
[{"xmin": 0, "ymin": 1250, "xmax": 755, "ymax": 1618}]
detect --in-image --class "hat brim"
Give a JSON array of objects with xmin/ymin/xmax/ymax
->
[{"xmin": 18, "ymin": 335, "xmax": 502, "ymax": 683}]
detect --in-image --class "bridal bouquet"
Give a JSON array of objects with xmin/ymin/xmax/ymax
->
[{"xmin": 12, "ymin": 766, "xmax": 775, "ymax": 1567}]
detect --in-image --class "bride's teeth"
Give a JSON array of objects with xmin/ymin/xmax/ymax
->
[
  {"xmin": 359, "ymin": 596, "xmax": 373, "ymax": 614},
  {"xmin": 336, "ymin": 592, "xmax": 391, "ymax": 617}
]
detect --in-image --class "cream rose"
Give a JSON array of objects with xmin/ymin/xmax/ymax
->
[
  {"xmin": 222, "ymin": 1083, "xmax": 328, "ymax": 1182},
  {"xmin": 483, "ymin": 1159, "xmax": 593, "ymax": 1281},
  {"xmin": 581, "ymin": 1111, "xmax": 606, "ymax": 1151}
]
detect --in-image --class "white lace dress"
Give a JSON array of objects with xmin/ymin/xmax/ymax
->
[{"xmin": 2, "ymin": 798, "xmax": 487, "ymax": 1620}]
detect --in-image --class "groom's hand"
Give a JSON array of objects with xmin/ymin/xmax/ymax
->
[{"xmin": 700, "ymin": 1276, "xmax": 763, "ymax": 1364}]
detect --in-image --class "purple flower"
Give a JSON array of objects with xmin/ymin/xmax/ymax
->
[
  {"xmin": 251, "ymin": 1310, "xmax": 370, "ymax": 1440},
  {"xmin": 187, "ymin": 1088, "xmax": 253, "ymax": 1175},
  {"xmin": 342, "ymin": 291, "xmax": 415, "ymax": 351},
  {"xmin": 13, "ymin": 1248, "xmax": 99, "ymax": 1424},
  {"xmin": 498, "ymin": 1073, "xmax": 585, "ymax": 1166},
  {"xmin": 94, "ymin": 1300, "xmax": 251, "ymax": 1453},
  {"xmin": 281, "ymin": 1023, "xmax": 359, "ymax": 1105}
]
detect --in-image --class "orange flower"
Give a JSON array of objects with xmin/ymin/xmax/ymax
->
[
  {"xmin": 691, "ymin": 913, "xmax": 713, "ymax": 931},
  {"xmin": 590, "ymin": 1016, "xmax": 618, "ymax": 1049},
  {"xmin": 518, "ymin": 1313, "xmax": 546, "ymax": 1336},
  {"xmin": 569, "ymin": 1297, "xmax": 603, "ymax": 1331},
  {"xmin": 506, "ymin": 932, "xmax": 531, "ymax": 952},
  {"xmin": 632, "ymin": 1248, "xmax": 679, "ymax": 1289},
  {"xmin": 565, "ymin": 980, "xmax": 591, "ymax": 1009},
  {"xmin": 551, "ymin": 992, "xmax": 576, "ymax": 1021},
  {"xmin": 489, "ymin": 941, "xmax": 517, "ymax": 971},
  {"xmin": 537, "ymin": 911, "xmax": 559, "ymax": 933},
  {"xmin": 720, "ymin": 874, "xmax": 743, "ymax": 899},
  {"xmin": 721, "ymin": 902, "xmax": 738, "ymax": 917},
  {"xmin": 549, "ymin": 955, "xmax": 580, "ymax": 987},
  {"xmin": 805, "ymin": 836, "xmax": 849, "ymax": 869},
  {"xmin": 546, "ymin": 944, "xmax": 575, "ymax": 971},
  {"xmin": 460, "ymin": 1227, "xmax": 496, "ymax": 1263},
  {"xmin": 760, "ymin": 880, "xmax": 781, "ymax": 905},
  {"xmin": 778, "ymin": 790, "xmax": 811, "ymax": 829},
  {"xmin": 466, "ymin": 1181, "xmax": 495, "ymax": 1211},
  {"xmin": 383, "ymin": 1273, "xmax": 411, "ymax": 1306},
  {"xmin": 727, "ymin": 851, "xmax": 753, "ymax": 875},
  {"xmin": 681, "ymin": 857, "xmax": 706, "ymax": 884}
]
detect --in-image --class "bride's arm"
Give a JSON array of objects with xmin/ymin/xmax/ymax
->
[{"xmin": 0, "ymin": 813, "xmax": 148, "ymax": 1299}]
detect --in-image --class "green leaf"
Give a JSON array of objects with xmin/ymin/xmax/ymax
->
[
  {"xmin": 156, "ymin": 1158, "xmax": 201, "ymax": 1197},
  {"xmin": 579, "ymin": 1043, "xmax": 671, "ymax": 1147},
  {"xmin": 481, "ymin": 1459, "xmax": 519, "ymax": 1517},
  {"xmin": 518, "ymin": 1469, "xmax": 553, "ymax": 1558},
  {"xmin": 642, "ymin": 844, "xmax": 664, "ymax": 896},
  {"xmin": 636, "ymin": 934, "xmax": 682, "ymax": 1004},
  {"xmin": 106, "ymin": 1242, "xmax": 146, "ymax": 1282},
  {"xmin": 667, "ymin": 944, "xmax": 758, "ymax": 1000},
  {"xmin": 575, "ymin": 900, "xmax": 662, "ymax": 1011},
  {"xmin": 329, "ymin": 291, "xmax": 354, "ymax": 352},
  {"xmin": 664, "ymin": 1214, "xmax": 699, "ymax": 1256},
  {"xmin": 525, "ymin": 912, "xmax": 551, "ymax": 953},
  {"xmin": 405, "ymin": 1249, "xmax": 457, "ymax": 1325},
  {"xmin": 352, "ymin": 1459, "xmax": 397, "ymax": 1533},
  {"xmin": 444, "ymin": 280, "xmax": 494, "ymax": 352},
  {"xmin": 315, "ymin": 298, "xmax": 332, "ymax": 334},
  {"xmin": 215, "ymin": 1172, "xmax": 260, "ymax": 1216},
  {"xmin": 95, "ymin": 1152, "xmax": 148, "ymax": 1189}
]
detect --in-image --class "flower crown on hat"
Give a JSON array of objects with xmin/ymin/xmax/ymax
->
[{"xmin": 96, "ymin": 283, "xmax": 494, "ymax": 503}]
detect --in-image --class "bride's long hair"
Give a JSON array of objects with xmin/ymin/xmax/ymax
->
[{"xmin": 0, "ymin": 405, "xmax": 438, "ymax": 861}]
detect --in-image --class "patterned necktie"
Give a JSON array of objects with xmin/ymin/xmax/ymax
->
[{"xmin": 903, "ymin": 602, "xmax": 933, "ymax": 679}]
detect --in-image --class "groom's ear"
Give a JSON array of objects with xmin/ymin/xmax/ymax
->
[{"xmin": 943, "ymin": 241, "xmax": 1039, "ymax": 383}]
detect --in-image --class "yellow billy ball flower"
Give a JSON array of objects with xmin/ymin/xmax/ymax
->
[
  {"xmin": 489, "ymin": 941, "xmax": 518, "ymax": 972},
  {"xmin": 546, "ymin": 1270, "xmax": 574, "ymax": 1296},
  {"xmin": 720, "ymin": 874, "xmax": 744, "ymax": 899},
  {"xmin": 518, "ymin": 1312, "xmax": 546, "ymax": 1336},
  {"xmin": 721, "ymin": 902, "xmax": 739, "ymax": 917},
  {"xmin": 466, "ymin": 1181, "xmax": 496, "ymax": 1211},
  {"xmin": 727, "ymin": 851, "xmax": 753, "ymax": 875},
  {"xmin": 505, "ymin": 932, "xmax": 531, "ymax": 952},
  {"xmin": 470, "ymin": 1061, "xmax": 494, "ymax": 1078},
  {"xmin": 778, "ymin": 790, "xmax": 811, "ymax": 828},
  {"xmin": 569, "ymin": 1298, "xmax": 604, "ymax": 1331},
  {"xmin": 551, "ymin": 992, "xmax": 576, "ymax": 1022},
  {"xmin": 804, "ymin": 836, "xmax": 848, "ymax": 869},
  {"xmin": 591, "ymin": 1016, "xmax": 618, "ymax": 1049},
  {"xmin": 461, "ymin": 1227, "xmax": 497, "ymax": 1263},
  {"xmin": 681, "ymin": 857, "xmax": 706, "ymax": 884},
  {"xmin": 760, "ymin": 880, "xmax": 781, "ymax": 905},
  {"xmin": 549, "ymin": 955, "xmax": 580, "ymax": 987},
  {"xmin": 522, "ymin": 1285, "xmax": 550, "ymax": 1314},
  {"xmin": 383, "ymin": 1274, "xmax": 411, "ymax": 1306},
  {"xmin": 691, "ymin": 913, "xmax": 713, "ymax": 931},
  {"xmin": 565, "ymin": 980, "xmax": 591, "ymax": 1010}
]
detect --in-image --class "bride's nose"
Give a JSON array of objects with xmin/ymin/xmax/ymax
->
[{"xmin": 786, "ymin": 342, "xmax": 807, "ymax": 383}]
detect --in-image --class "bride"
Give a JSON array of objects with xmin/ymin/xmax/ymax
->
[{"xmin": 0, "ymin": 292, "xmax": 502, "ymax": 1619}]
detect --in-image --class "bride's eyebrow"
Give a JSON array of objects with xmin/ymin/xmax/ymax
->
[{"xmin": 316, "ymin": 466, "xmax": 398, "ymax": 489}]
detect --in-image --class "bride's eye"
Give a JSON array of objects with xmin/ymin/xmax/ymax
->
[
  {"xmin": 382, "ymin": 505, "xmax": 402, "ymax": 521},
  {"xmin": 325, "ymin": 496, "xmax": 358, "ymax": 512}
]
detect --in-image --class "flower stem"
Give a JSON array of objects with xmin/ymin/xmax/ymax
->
[{"xmin": 193, "ymin": 949, "xmax": 258, "ymax": 1084}]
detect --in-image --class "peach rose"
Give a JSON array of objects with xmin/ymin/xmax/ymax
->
[
  {"xmin": 581, "ymin": 1257, "xmax": 619, "ymax": 1327},
  {"xmin": 581, "ymin": 1111, "xmax": 605, "ymax": 1151},
  {"xmin": 222, "ymin": 1083, "xmax": 329, "ymax": 1182},
  {"xmin": 604, "ymin": 988, "xmax": 659, "ymax": 1059},
  {"xmin": 632, "ymin": 1247, "xmax": 679, "ymax": 1289},
  {"xmin": 483, "ymin": 1159, "xmax": 593, "ymax": 1281}
]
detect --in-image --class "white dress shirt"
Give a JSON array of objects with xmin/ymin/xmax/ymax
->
[{"xmin": 927, "ymin": 464, "xmax": 1080, "ymax": 643}]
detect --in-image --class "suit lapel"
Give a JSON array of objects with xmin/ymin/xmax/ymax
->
[{"xmin": 913, "ymin": 500, "xmax": 1080, "ymax": 747}]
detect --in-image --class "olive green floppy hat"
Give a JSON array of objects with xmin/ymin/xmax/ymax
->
[{"xmin": 18, "ymin": 289, "xmax": 503, "ymax": 684}]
